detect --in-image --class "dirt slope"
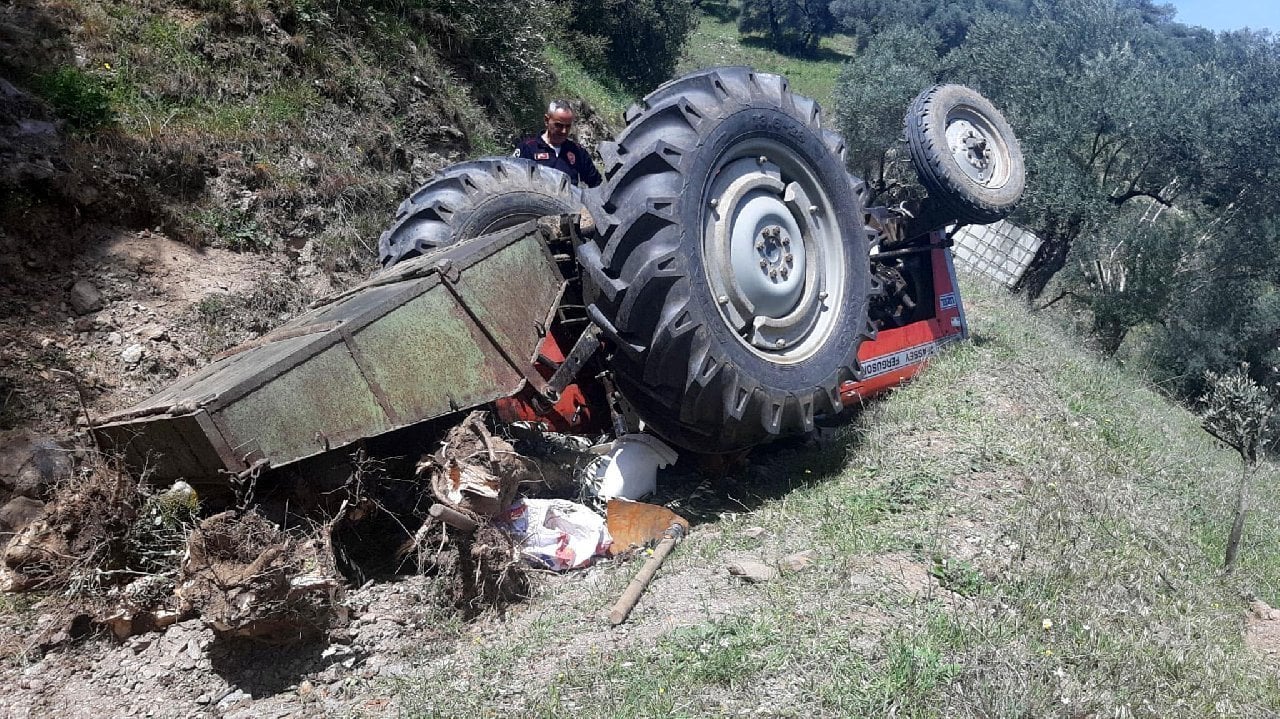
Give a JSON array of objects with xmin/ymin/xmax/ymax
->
[{"xmin": 0, "ymin": 0, "xmax": 531, "ymax": 434}]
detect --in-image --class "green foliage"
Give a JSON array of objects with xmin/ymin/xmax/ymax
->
[
  {"xmin": 559, "ymin": 0, "xmax": 699, "ymax": 91},
  {"xmin": 34, "ymin": 67, "xmax": 116, "ymax": 131},
  {"xmin": 1200, "ymin": 364, "xmax": 1278, "ymax": 465},
  {"xmin": 678, "ymin": 10, "xmax": 852, "ymax": 107},
  {"xmin": 832, "ymin": 25, "xmax": 938, "ymax": 194},
  {"xmin": 830, "ymin": 0, "xmax": 1031, "ymax": 51},
  {"xmin": 830, "ymin": 0, "xmax": 1280, "ymax": 413},
  {"xmin": 929, "ymin": 556, "xmax": 986, "ymax": 596},
  {"xmin": 426, "ymin": 0, "xmax": 555, "ymax": 110},
  {"xmin": 1064, "ymin": 210, "xmax": 1189, "ymax": 354},
  {"xmin": 195, "ymin": 207, "xmax": 270, "ymax": 253},
  {"xmin": 738, "ymin": 0, "xmax": 835, "ymax": 54},
  {"xmin": 543, "ymin": 44, "xmax": 633, "ymax": 127}
]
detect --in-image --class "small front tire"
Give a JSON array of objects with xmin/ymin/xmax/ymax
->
[{"xmin": 905, "ymin": 84, "xmax": 1024, "ymax": 229}]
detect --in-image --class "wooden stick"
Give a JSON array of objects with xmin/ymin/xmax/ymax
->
[
  {"xmin": 608, "ymin": 524, "xmax": 685, "ymax": 626},
  {"xmin": 429, "ymin": 503, "xmax": 479, "ymax": 532}
]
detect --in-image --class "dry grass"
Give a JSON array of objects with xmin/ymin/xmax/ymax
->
[{"xmin": 191, "ymin": 273, "xmax": 309, "ymax": 355}]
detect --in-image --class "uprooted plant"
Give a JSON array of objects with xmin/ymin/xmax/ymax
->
[
  {"xmin": 2, "ymin": 453, "xmax": 141, "ymax": 595},
  {"xmin": 176, "ymin": 510, "xmax": 344, "ymax": 644}
]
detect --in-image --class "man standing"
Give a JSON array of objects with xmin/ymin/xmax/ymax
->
[{"xmin": 514, "ymin": 100, "xmax": 602, "ymax": 188}]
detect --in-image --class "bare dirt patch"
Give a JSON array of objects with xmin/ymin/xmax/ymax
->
[
  {"xmin": 0, "ymin": 226, "xmax": 286, "ymax": 436},
  {"xmin": 1246, "ymin": 599, "xmax": 1280, "ymax": 663}
]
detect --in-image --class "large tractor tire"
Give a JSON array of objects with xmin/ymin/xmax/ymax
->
[
  {"xmin": 578, "ymin": 67, "xmax": 875, "ymax": 453},
  {"xmin": 377, "ymin": 158, "xmax": 583, "ymax": 268},
  {"xmin": 904, "ymin": 84, "xmax": 1024, "ymax": 230}
]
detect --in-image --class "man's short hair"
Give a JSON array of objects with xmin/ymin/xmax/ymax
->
[{"xmin": 547, "ymin": 99, "xmax": 574, "ymax": 115}]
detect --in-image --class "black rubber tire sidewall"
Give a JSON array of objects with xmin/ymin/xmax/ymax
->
[
  {"xmin": 377, "ymin": 158, "xmax": 583, "ymax": 269},
  {"xmin": 905, "ymin": 84, "xmax": 1025, "ymax": 226},
  {"xmin": 581, "ymin": 68, "xmax": 873, "ymax": 452}
]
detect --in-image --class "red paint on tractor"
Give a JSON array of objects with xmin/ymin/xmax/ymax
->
[
  {"xmin": 840, "ymin": 246, "xmax": 967, "ymax": 406},
  {"xmin": 493, "ymin": 331, "xmax": 600, "ymax": 433}
]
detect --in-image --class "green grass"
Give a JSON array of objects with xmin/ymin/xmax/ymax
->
[
  {"xmin": 545, "ymin": 44, "xmax": 635, "ymax": 129},
  {"xmin": 393, "ymin": 277, "xmax": 1280, "ymax": 718},
  {"xmin": 678, "ymin": 11, "xmax": 854, "ymax": 109}
]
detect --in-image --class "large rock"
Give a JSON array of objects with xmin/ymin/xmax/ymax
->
[
  {"xmin": 68, "ymin": 279, "xmax": 103, "ymax": 315},
  {"xmin": 0, "ymin": 431, "xmax": 73, "ymax": 498},
  {"xmin": 0, "ymin": 496, "xmax": 44, "ymax": 550}
]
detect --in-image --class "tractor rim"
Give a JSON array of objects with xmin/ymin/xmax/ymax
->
[
  {"xmin": 944, "ymin": 104, "xmax": 1011, "ymax": 189},
  {"xmin": 702, "ymin": 137, "xmax": 845, "ymax": 363}
]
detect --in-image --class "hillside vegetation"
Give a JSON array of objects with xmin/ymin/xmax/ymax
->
[
  {"xmin": 827, "ymin": 0, "xmax": 1280, "ymax": 413},
  {"xmin": 390, "ymin": 279, "xmax": 1280, "ymax": 718}
]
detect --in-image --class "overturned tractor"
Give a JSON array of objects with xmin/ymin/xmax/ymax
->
[{"xmin": 93, "ymin": 69, "xmax": 1023, "ymax": 494}]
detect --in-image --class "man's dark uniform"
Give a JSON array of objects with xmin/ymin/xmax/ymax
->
[{"xmin": 515, "ymin": 135, "xmax": 602, "ymax": 188}]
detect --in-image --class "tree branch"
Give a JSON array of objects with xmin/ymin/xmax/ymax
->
[
  {"xmin": 1033, "ymin": 290, "xmax": 1080, "ymax": 311},
  {"xmin": 1109, "ymin": 188, "xmax": 1173, "ymax": 207}
]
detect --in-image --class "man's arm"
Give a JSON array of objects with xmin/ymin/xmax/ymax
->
[
  {"xmin": 513, "ymin": 139, "xmax": 534, "ymax": 159},
  {"xmin": 577, "ymin": 147, "xmax": 603, "ymax": 188}
]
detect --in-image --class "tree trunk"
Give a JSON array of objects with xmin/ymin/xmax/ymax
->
[
  {"xmin": 1016, "ymin": 235, "xmax": 1073, "ymax": 301},
  {"xmin": 1223, "ymin": 464, "xmax": 1252, "ymax": 573},
  {"xmin": 1092, "ymin": 315, "xmax": 1129, "ymax": 356},
  {"xmin": 1013, "ymin": 212, "xmax": 1085, "ymax": 301}
]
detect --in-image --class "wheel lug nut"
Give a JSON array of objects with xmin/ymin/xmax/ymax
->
[
  {"xmin": 785, "ymin": 254, "xmax": 793, "ymax": 265},
  {"xmin": 775, "ymin": 339, "xmax": 786, "ymax": 348},
  {"xmin": 718, "ymin": 295, "xmax": 729, "ymax": 305},
  {"xmin": 755, "ymin": 240, "xmax": 765, "ymax": 251},
  {"xmin": 757, "ymin": 155, "xmax": 768, "ymax": 165},
  {"xmin": 769, "ymin": 269, "xmax": 778, "ymax": 280},
  {"xmin": 819, "ymin": 291, "xmax": 828, "ymax": 300},
  {"xmin": 759, "ymin": 259, "xmax": 768, "ymax": 270},
  {"xmin": 709, "ymin": 198, "xmax": 719, "ymax": 207},
  {"xmin": 780, "ymin": 268, "xmax": 789, "ymax": 279},
  {"xmin": 809, "ymin": 205, "xmax": 818, "ymax": 213},
  {"xmin": 781, "ymin": 236, "xmax": 790, "ymax": 246}
]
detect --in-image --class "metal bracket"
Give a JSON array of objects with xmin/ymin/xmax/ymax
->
[{"xmin": 547, "ymin": 326, "xmax": 601, "ymax": 396}]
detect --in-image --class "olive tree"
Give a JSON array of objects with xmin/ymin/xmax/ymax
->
[
  {"xmin": 561, "ymin": 0, "xmax": 699, "ymax": 90},
  {"xmin": 1199, "ymin": 365, "xmax": 1279, "ymax": 572},
  {"xmin": 738, "ymin": 0, "xmax": 835, "ymax": 54},
  {"xmin": 832, "ymin": 26, "xmax": 940, "ymax": 201}
]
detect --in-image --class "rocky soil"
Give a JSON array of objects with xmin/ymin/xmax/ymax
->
[{"xmin": 0, "ymin": 575, "xmax": 446, "ymax": 718}]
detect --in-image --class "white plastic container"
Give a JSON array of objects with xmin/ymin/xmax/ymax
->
[{"xmin": 590, "ymin": 433, "xmax": 679, "ymax": 500}]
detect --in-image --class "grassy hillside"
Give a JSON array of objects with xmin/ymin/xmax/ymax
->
[
  {"xmin": 0, "ymin": 0, "xmax": 525, "ymax": 280},
  {"xmin": 678, "ymin": 9, "xmax": 854, "ymax": 109},
  {"xmin": 392, "ymin": 278, "xmax": 1280, "ymax": 718},
  {"xmin": 543, "ymin": 6, "xmax": 858, "ymax": 128}
]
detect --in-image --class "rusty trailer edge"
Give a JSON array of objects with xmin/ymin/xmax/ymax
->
[{"xmin": 93, "ymin": 222, "xmax": 566, "ymax": 484}]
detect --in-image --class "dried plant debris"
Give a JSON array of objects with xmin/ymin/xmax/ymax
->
[
  {"xmin": 176, "ymin": 511, "xmax": 345, "ymax": 645},
  {"xmin": 419, "ymin": 522, "xmax": 529, "ymax": 617},
  {"xmin": 2, "ymin": 459, "xmax": 137, "ymax": 593},
  {"xmin": 418, "ymin": 411, "xmax": 539, "ymax": 518}
]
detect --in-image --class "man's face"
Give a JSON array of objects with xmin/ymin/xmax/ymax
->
[{"xmin": 545, "ymin": 109, "xmax": 574, "ymax": 146}]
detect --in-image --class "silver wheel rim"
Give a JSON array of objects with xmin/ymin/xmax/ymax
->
[
  {"xmin": 944, "ymin": 105, "xmax": 1011, "ymax": 189},
  {"xmin": 701, "ymin": 138, "xmax": 845, "ymax": 363}
]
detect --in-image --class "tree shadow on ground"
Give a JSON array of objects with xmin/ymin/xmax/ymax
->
[{"xmin": 699, "ymin": 1, "xmax": 739, "ymax": 23}]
